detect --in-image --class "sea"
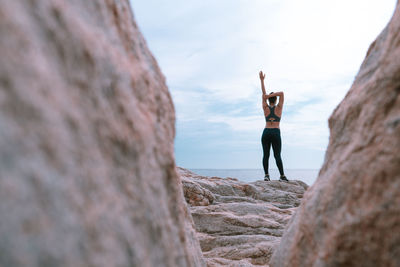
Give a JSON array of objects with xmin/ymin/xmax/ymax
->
[{"xmin": 189, "ymin": 169, "xmax": 320, "ymax": 186}]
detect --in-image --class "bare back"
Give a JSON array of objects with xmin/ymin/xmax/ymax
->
[
  {"xmin": 264, "ymin": 105, "xmax": 282, "ymax": 128},
  {"xmin": 262, "ymin": 93, "xmax": 284, "ymax": 128}
]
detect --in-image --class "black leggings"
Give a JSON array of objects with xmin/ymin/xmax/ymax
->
[{"xmin": 261, "ymin": 128, "xmax": 285, "ymax": 176}]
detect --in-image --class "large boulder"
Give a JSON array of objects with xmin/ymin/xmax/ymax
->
[
  {"xmin": 0, "ymin": 1, "xmax": 204, "ymax": 266},
  {"xmin": 179, "ymin": 167, "xmax": 308, "ymax": 266},
  {"xmin": 271, "ymin": 3, "xmax": 400, "ymax": 267}
]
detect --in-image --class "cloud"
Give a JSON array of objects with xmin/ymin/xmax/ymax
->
[{"xmin": 131, "ymin": 0, "xmax": 396, "ymax": 169}]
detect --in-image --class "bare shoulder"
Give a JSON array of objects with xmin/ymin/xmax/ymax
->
[
  {"xmin": 263, "ymin": 104, "xmax": 270, "ymax": 116},
  {"xmin": 276, "ymin": 106, "xmax": 283, "ymax": 116}
]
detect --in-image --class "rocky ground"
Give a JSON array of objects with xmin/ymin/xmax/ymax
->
[{"xmin": 179, "ymin": 167, "xmax": 308, "ymax": 266}]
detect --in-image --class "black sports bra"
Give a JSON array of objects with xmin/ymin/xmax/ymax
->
[{"xmin": 265, "ymin": 106, "xmax": 281, "ymax": 122}]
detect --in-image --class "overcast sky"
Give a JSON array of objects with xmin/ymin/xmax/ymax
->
[{"xmin": 131, "ymin": 0, "xmax": 396, "ymax": 170}]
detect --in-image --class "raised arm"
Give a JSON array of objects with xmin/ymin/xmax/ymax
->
[
  {"xmin": 259, "ymin": 71, "xmax": 267, "ymax": 95},
  {"xmin": 277, "ymin": 91, "xmax": 284, "ymax": 107},
  {"xmin": 259, "ymin": 71, "xmax": 267, "ymax": 110}
]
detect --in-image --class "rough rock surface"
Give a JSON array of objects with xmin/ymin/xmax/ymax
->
[
  {"xmin": 0, "ymin": 1, "xmax": 204, "ymax": 266},
  {"xmin": 179, "ymin": 167, "xmax": 308, "ymax": 266},
  {"xmin": 271, "ymin": 4, "xmax": 400, "ymax": 267}
]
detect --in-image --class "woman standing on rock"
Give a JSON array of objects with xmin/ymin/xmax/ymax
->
[{"xmin": 259, "ymin": 71, "xmax": 288, "ymax": 182}]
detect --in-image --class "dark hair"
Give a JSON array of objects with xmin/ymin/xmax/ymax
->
[{"xmin": 268, "ymin": 92, "xmax": 277, "ymax": 105}]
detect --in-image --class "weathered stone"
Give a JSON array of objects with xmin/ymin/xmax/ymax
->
[
  {"xmin": 0, "ymin": 1, "xmax": 204, "ymax": 266},
  {"xmin": 182, "ymin": 179, "xmax": 215, "ymax": 206},
  {"xmin": 179, "ymin": 168, "xmax": 308, "ymax": 266},
  {"xmin": 271, "ymin": 4, "xmax": 400, "ymax": 267}
]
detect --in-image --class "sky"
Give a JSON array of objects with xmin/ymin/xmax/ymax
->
[{"xmin": 131, "ymin": 0, "xmax": 396, "ymax": 170}]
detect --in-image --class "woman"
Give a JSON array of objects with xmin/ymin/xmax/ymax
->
[{"xmin": 259, "ymin": 71, "xmax": 288, "ymax": 182}]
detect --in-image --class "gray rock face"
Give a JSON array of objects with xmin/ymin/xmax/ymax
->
[
  {"xmin": 179, "ymin": 167, "xmax": 308, "ymax": 266},
  {"xmin": 271, "ymin": 4, "xmax": 400, "ymax": 267},
  {"xmin": 0, "ymin": 1, "xmax": 204, "ymax": 266}
]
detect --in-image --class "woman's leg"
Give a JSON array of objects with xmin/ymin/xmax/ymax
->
[
  {"xmin": 261, "ymin": 129, "xmax": 271, "ymax": 175},
  {"xmin": 271, "ymin": 129, "xmax": 285, "ymax": 176}
]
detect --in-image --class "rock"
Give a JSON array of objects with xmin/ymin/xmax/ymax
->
[
  {"xmin": 0, "ymin": 1, "xmax": 204, "ymax": 266},
  {"xmin": 179, "ymin": 167, "xmax": 308, "ymax": 266},
  {"xmin": 271, "ymin": 4, "xmax": 400, "ymax": 267},
  {"xmin": 182, "ymin": 179, "xmax": 215, "ymax": 206}
]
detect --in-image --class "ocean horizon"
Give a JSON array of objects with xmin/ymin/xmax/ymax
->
[{"xmin": 189, "ymin": 168, "xmax": 320, "ymax": 186}]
